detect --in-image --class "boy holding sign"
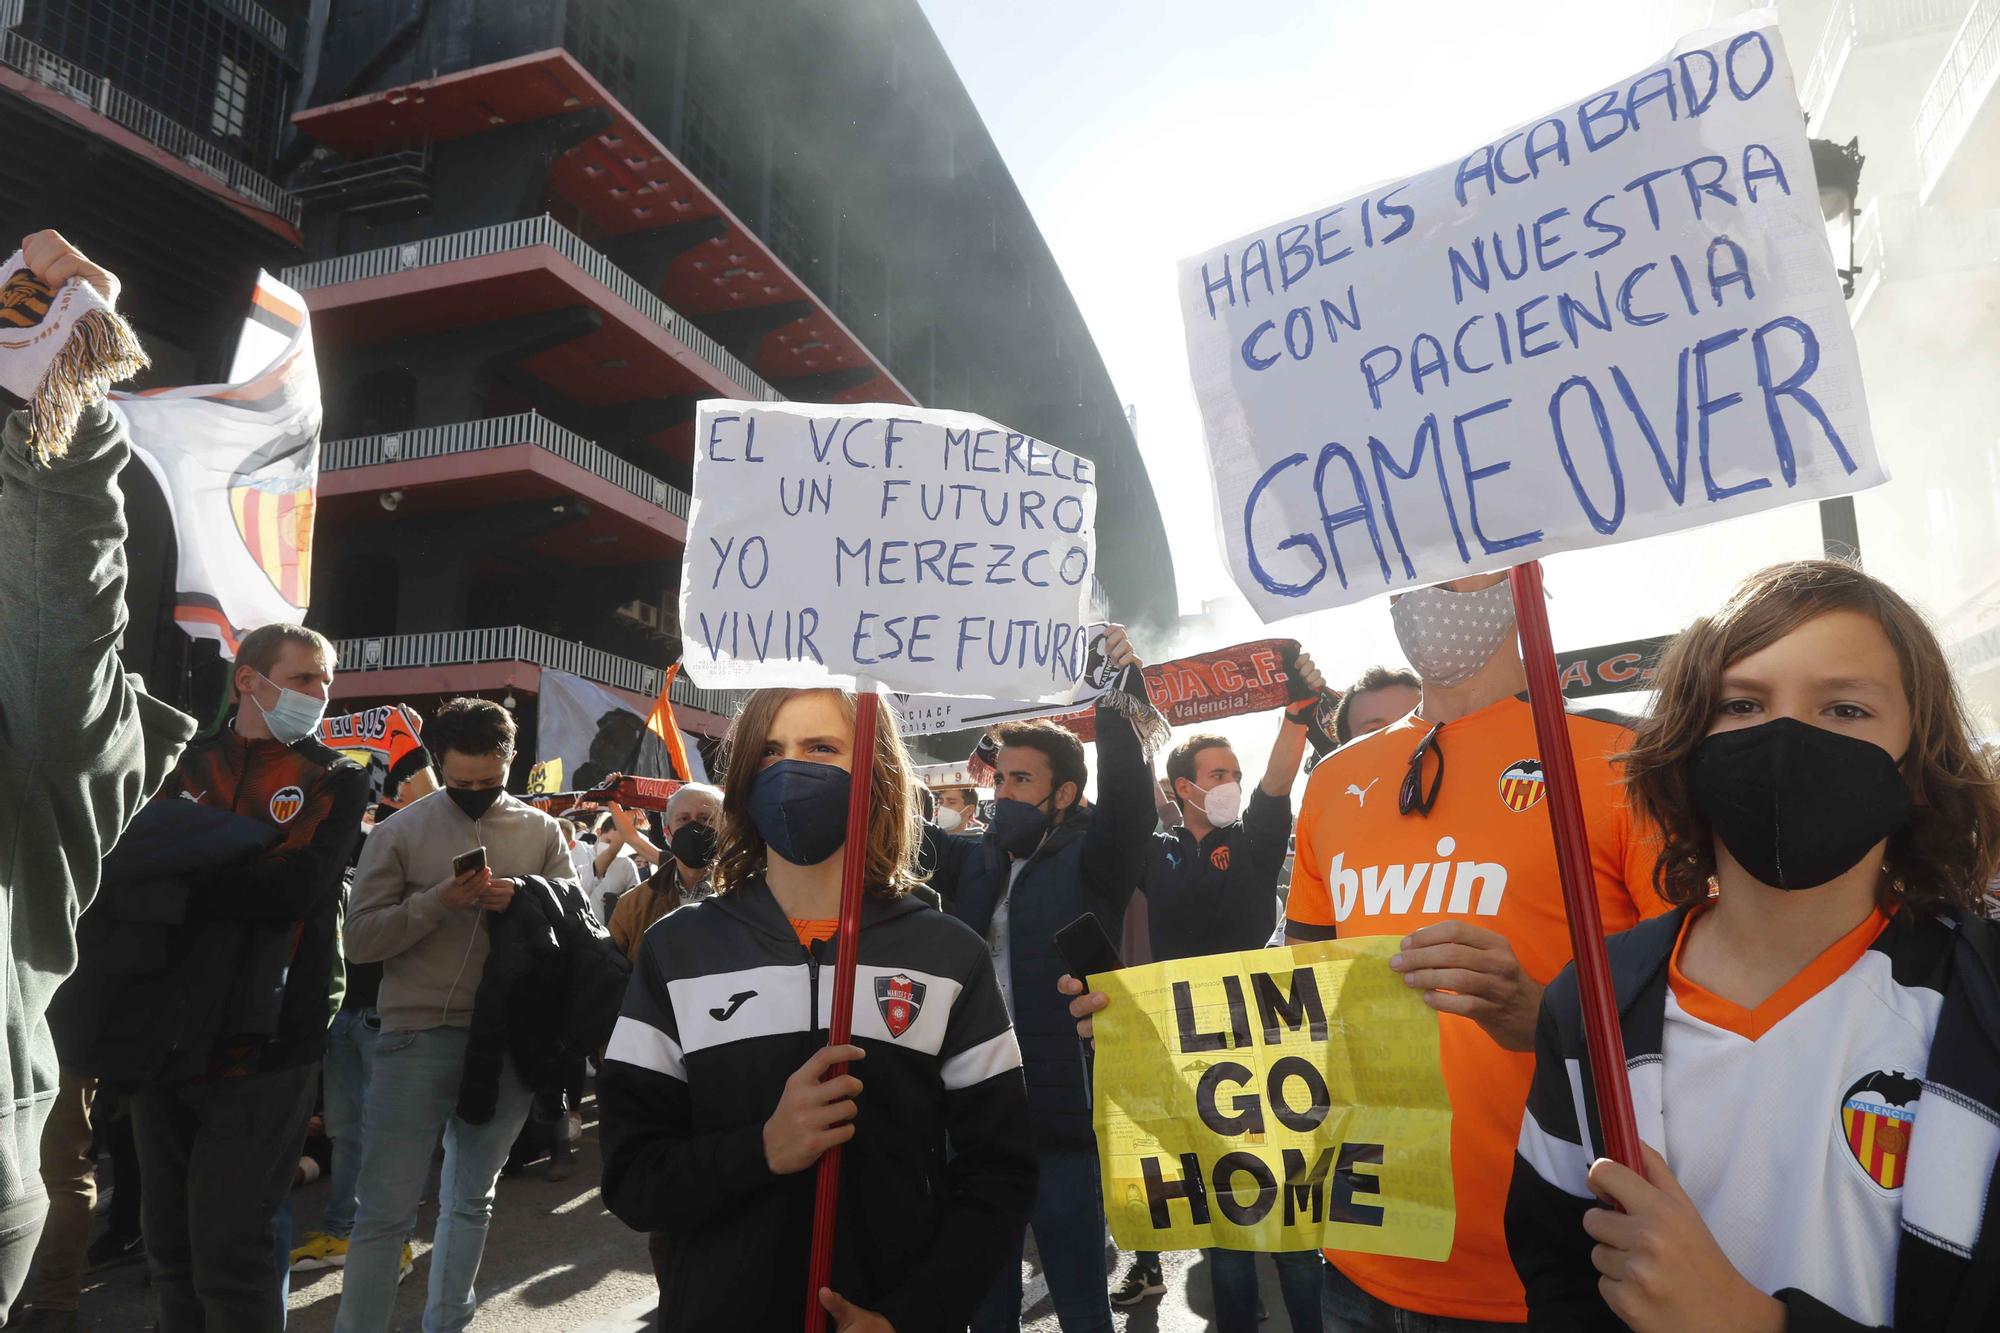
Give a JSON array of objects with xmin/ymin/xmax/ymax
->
[
  {"xmin": 1507, "ymin": 562, "xmax": 2000, "ymax": 1331},
  {"xmin": 597, "ymin": 687, "xmax": 1037, "ymax": 1332}
]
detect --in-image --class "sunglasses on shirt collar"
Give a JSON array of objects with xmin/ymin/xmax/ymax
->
[{"xmin": 1399, "ymin": 722, "xmax": 1445, "ymax": 817}]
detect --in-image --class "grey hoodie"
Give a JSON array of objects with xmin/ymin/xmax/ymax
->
[{"xmin": 0, "ymin": 403, "xmax": 194, "ymax": 1211}]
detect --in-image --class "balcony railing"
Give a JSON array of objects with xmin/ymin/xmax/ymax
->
[
  {"xmin": 1802, "ymin": 0, "xmax": 1969, "ymax": 124},
  {"xmin": 1850, "ymin": 191, "xmax": 2000, "ymax": 319},
  {"xmin": 0, "ymin": 26, "xmax": 300, "ymax": 225},
  {"xmin": 1800, "ymin": 0, "xmax": 1855, "ymax": 125},
  {"xmin": 321, "ymin": 412, "xmax": 690, "ymax": 520},
  {"xmin": 335, "ymin": 625, "xmax": 738, "ymax": 715},
  {"xmin": 281, "ymin": 215, "xmax": 780, "ymax": 401},
  {"xmin": 211, "ymin": 0, "xmax": 291, "ymax": 52},
  {"xmin": 1916, "ymin": 0, "xmax": 2000, "ymax": 198}
]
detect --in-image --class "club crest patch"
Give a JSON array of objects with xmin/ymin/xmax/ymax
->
[
  {"xmin": 269, "ymin": 785, "xmax": 305, "ymax": 823},
  {"xmin": 1841, "ymin": 1068, "xmax": 1920, "ymax": 1190},
  {"xmin": 0, "ymin": 270, "xmax": 53, "ymax": 331},
  {"xmin": 874, "ymin": 973, "xmax": 927, "ymax": 1039},
  {"xmin": 1498, "ymin": 759, "xmax": 1546, "ymax": 813},
  {"xmin": 1209, "ymin": 845, "xmax": 1232, "ymax": 871}
]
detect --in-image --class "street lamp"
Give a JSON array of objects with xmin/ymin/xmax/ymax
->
[
  {"xmin": 1811, "ymin": 136, "xmax": 1866, "ymax": 298},
  {"xmin": 1810, "ymin": 134, "xmax": 1865, "ymax": 561}
]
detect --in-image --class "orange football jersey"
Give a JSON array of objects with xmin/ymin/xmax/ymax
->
[{"xmin": 1286, "ymin": 696, "xmax": 1667, "ymax": 1322}]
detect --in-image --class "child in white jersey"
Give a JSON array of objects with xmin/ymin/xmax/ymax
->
[{"xmin": 1506, "ymin": 560, "xmax": 2000, "ymax": 1332}]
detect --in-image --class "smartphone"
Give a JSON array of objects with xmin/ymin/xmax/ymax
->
[
  {"xmin": 1054, "ymin": 912, "xmax": 1124, "ymax": 983},
  {"xmin": 452, "ymin": 846, "xmax": 487, "ymax": 878}
]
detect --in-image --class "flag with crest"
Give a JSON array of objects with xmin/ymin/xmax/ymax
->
[{"xmin": 114, "ymin": 273, "xmax": 320, "ymax": 657}]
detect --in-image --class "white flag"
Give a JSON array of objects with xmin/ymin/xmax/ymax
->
[{"xmin": 115, "ymin": 273, "xmax": 321, "ymax": 657}]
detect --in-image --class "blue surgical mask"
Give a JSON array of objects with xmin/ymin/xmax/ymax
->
[
  {"xmin": 252, "ymin": 671, "xmax": 328, "ymax": 746},
  {"xmin": 748, "ymin": 760, "xmax": 852, "ymax": 866}
]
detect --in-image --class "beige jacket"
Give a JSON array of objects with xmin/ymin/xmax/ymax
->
[{"xmin": 347, "ymin": 790, "xmax": 573, "ymax": 1032}]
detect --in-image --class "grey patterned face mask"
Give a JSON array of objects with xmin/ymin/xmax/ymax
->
[{"xmin": 1389, "ymin": 581, "xmax": 1517, "ymax": 687}]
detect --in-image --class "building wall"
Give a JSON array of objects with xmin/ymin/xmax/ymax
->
[
  {"xmin": 300, "ymin": 0, "xmax": 1177, "ymax": 632},
  {"xmin": 1767, "ymin": 0, "xmax": 2000, "ymax": 734}
]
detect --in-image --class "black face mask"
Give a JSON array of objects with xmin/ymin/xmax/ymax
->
[
  {"xmin": 446, "ymin": 787, "xmax": 504, "ymax": 822},
  {"xmin": 987, "ymin": 792, "xmax": 1056, "ymax": 859},
  {"xmin": 1690, "ymin": 717, "xmax": 1914, "ymax": 891},
  {"xmin": 670, "ymin": 820, "xmax": 719, "ymax": 870}
]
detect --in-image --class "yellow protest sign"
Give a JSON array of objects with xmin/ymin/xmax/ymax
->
[
  {"xmin": 1092, "ymin": 937, "xmax": 1453, "ymax": 1258},
  {"xmin": 526, "ymin": 758, "xmax": 563, "ymax": 796}
]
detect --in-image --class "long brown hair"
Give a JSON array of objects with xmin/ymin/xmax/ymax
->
[
  {"xmin": 711, "ymin": 688, "xmax": 922, "ymax": 898},
  {"xmin": 1624, "ymin": 560, "xmax": 2000, "ymax": 912}
]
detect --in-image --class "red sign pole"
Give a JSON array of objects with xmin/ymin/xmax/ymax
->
[
  {"xmin": 1508, "ymin": 562, "xmax": 1645, "ymax": 1174},
  {"xmin": 803, "ymin": 688, "xmax": 881, "ymax": 1329}
]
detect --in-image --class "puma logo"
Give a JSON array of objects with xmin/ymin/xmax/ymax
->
[
  {"xmin": 1346, "ymin": 779, "xmax": 1379, "ymax": 808},
  {"xmin": 709, "ymin": 990, "xmax": 757, "ymax": 1021}
]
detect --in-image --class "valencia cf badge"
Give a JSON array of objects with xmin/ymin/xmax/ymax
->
[
  {"xmin": 875, "ymin": 973, "xmax": 927, "ymax": 1039},
  {"xmin": 1209, "ymin": 845, "xmax": 1231, "ymax": 871},
  {"xmin": 269, "ymin": 785, "xmax": 305, "ymax": 823},
  {"xmin": 1498, "ymin": 759, "xmax": 1547, "ymax": 813},
  {"xmin": 1841, "ymin": 1069, "xmax": 1920, "ymax": 1190}
]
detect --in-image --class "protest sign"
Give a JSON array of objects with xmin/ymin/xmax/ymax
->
[
  {"xmin": 1093, "ymin": 939, "xmax": 1453, "ymax": 1256},
  {"xmin": 1182, "ymin": 14, "xmax": 1883, "ymax": 620},
  {"xmin": 680, "ymin": 400, "xmax": 1099, "ymax": 698},
  {"xmin": 889, "ymin": 628, "xmax": 1290, "ymax": 738}
]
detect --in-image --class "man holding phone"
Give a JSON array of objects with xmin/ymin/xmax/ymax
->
[
  {"xmin": 339, "ymin": 698, "xmax": 575, "ymax": 1332},
  {"xmin": 931, "ymin": 626, "xmax": 1159, "ymax": 1333}
]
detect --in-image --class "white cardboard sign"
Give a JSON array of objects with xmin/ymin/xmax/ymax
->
[
  {"xmin": 681, "ymin": 400, "xmax": 1100, "ymax": 698},
  {"xmin": 1181, "ymin": 14, "xmax": 1884, "ymax": 621}
]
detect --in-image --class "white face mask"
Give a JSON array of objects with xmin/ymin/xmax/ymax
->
[
  {"xmin": 1389, "ymin": 582, "xmax": 1517, "ymax": 687},
  {"xmin": 934, "ymin": 805, "xmax": 963, "ymax": 833},
  {"xmin": 1189, "ymin": 780, "xmax": 1243, "ymax": 827}
]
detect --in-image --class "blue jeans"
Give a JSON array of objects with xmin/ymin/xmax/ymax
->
[
  {"xmin": 332, "ymin": 1026, "xmax": 532, "ymax": 1333},
  {"xmin": 973, "ymin": 1148, "xmax": 1113, "ymax": 1333},
  {"xmin": 1321, "ymin": 1263, "xmax": 1519, "ymax": 1333},
  {"xmin": 1211, "ymin": 1248, "xmax": 1325, "ymax": 1333},
  {"xmin": 319, "ymin": 1006, "xmax": 380, "ymax": 1238}
]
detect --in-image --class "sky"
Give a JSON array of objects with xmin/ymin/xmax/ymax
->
[{"xmin": 912, "ymin": 0, "xmax": 1831, "ymax": 708}]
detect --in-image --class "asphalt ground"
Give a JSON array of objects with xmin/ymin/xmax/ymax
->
[{"xmin": 69, "ymin": 1090, "xmax": 1301, "ymax": 1332}]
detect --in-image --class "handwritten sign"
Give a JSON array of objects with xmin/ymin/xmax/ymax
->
[
  {"xmin": 1093, "ymin": 939, "xmax": 1454, "ymax": 1255},
  {"xmin": 1181, "ymin": 15, "xmax": 1883, "ymax": 620},
  {"xmin": 681, "ymin": 401, "xmax": 1100, "ymax": 698}
]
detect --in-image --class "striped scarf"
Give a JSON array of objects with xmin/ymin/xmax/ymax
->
[{"xmin": 0, "ymin": 250, "xmax": 148, "ymax": 462}]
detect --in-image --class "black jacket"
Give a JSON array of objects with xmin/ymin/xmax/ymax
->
[
  {"xmin": 597, "ymin": 879, "xmax": 1035, "ymax": 1333},
  {"xmin": 50, "ymin": 798, "xmax": 279, "ymax": 1085},
  {"xmin": 150, "ymin": 727, "xmax": 369, "ymax": 1075},
  {"xmin": 1506, "ymin": 904, "xmax": 2000, "ymax": 1331},
  {"xmin": 457, "ymin": 874, "xmax": 629, "ymax": 1123},
  {"xmin": 934, "ymin": 703, "xmax": 1156, "ymax": 1149},
  {"xmin": 1144, "ymin": 787, "xmax": 1292, "ymax": 963}
]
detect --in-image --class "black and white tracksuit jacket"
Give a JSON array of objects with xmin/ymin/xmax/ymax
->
[
  {"xmin": 597, "ymin": 878, "xmax": 1038, "ymax": 1332},
  {"xmin": 1506, "ymin": 903, "xmax": 2000, "ymax": 1331}
]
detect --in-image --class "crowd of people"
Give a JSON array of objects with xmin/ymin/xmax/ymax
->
[{"xmin": 2, "ymin": 233, "xmax": 1997, "ymax": 1333}]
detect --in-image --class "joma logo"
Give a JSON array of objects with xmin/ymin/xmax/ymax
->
[{"xmin": 1329, "ymin": 837, "xmax": 1507, "ymax": 921}]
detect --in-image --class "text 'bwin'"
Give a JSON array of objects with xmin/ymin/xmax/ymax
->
[{"xmin": 1328, "ymin": 838, "xmax": 1507, "ymax": 920}]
